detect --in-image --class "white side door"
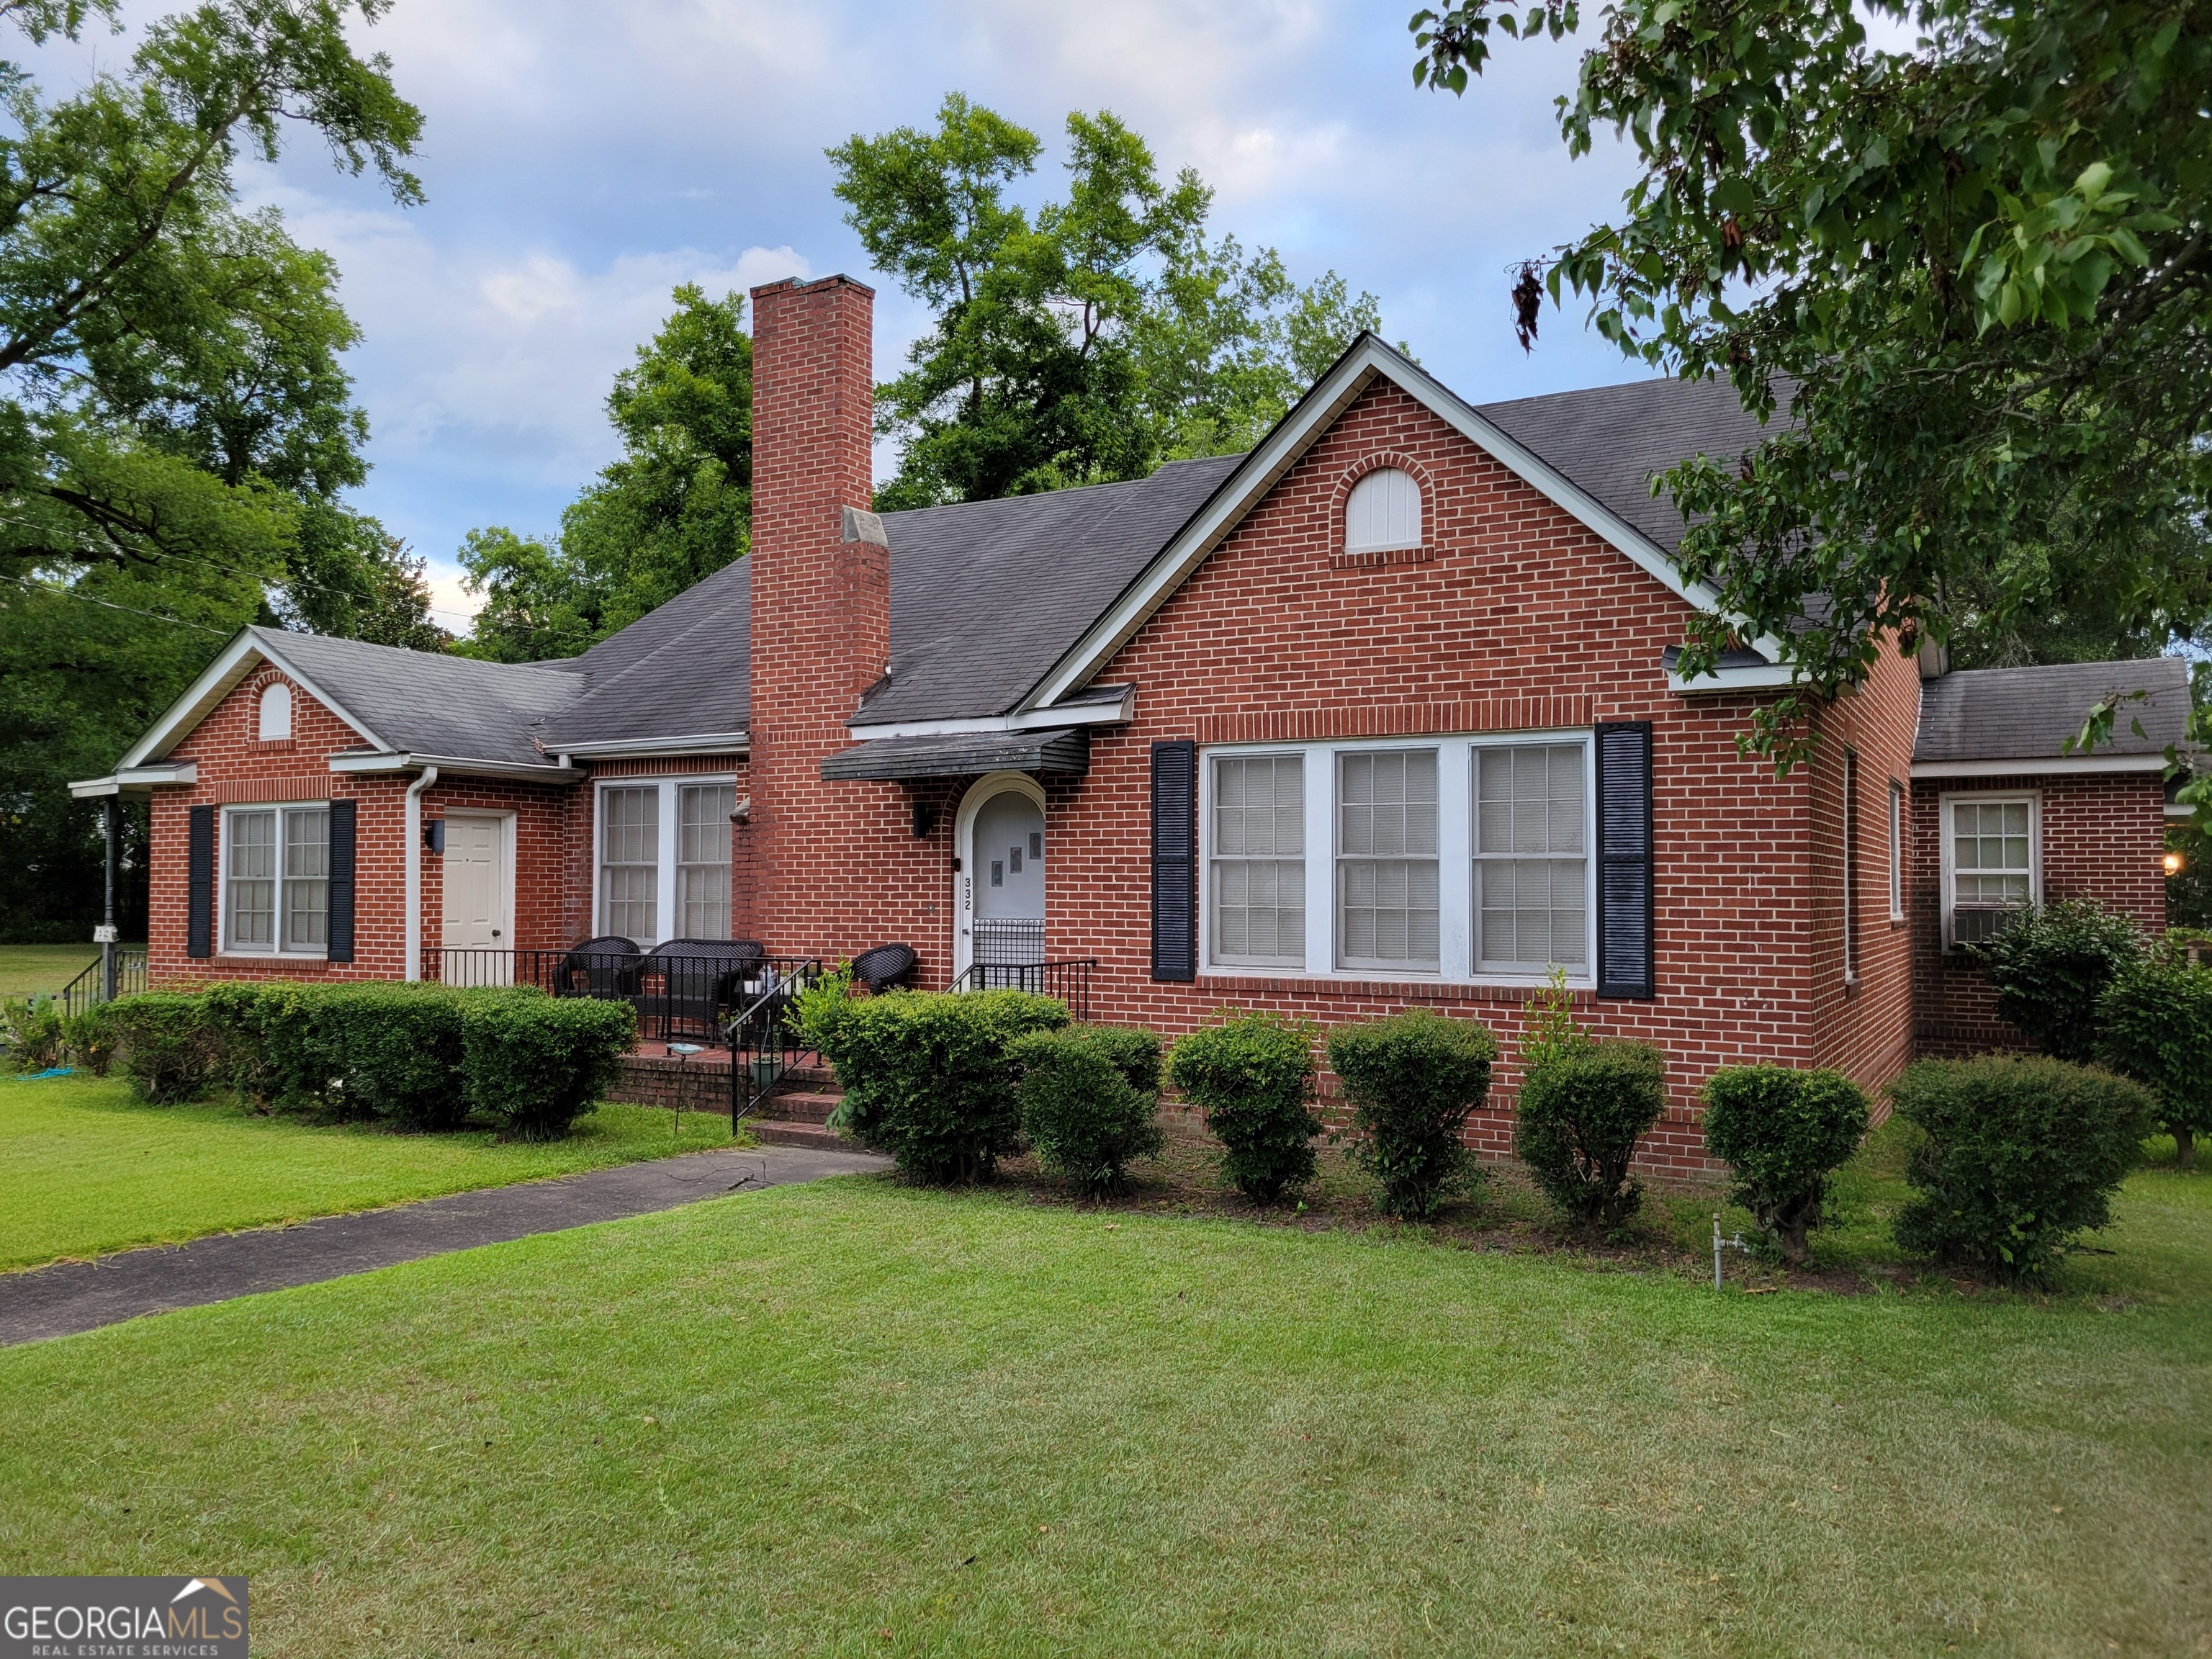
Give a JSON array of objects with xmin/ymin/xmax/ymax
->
[{"xmin": 441, "ymin": 814, "xmax": 512, "ymax": 980}]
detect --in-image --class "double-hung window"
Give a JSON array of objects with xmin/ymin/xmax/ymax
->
[
  {"xmin": 223, "ymin": 804, "xmax": 328, "ymax": 955},
  {"xmin": 1202, "ymin": 731, "xmax": 1595, "ymax": 984},
  {"xmin": 1944, "ymin": 794, "xmax": 2037, "ymax": 946},
  {"xmin": 1473, "ymin": 744, "xmax": 1588, "ymax": 974},
  {"xmin": 597, "ymin": 775, "xmax": 738, "ymax": 945},
  {"xmin": 1887, "ymin": 781, "xmax": 1906, "ymax": 923},
  {"xmin": 1338, "ymin": 750, "xmax": 1439, "ymax": 971},
  {"xmin": 1210, "ymin": 755, "xmax": 1305, "ymax": 968}
]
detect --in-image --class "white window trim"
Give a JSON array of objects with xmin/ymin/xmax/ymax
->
[
  {"xmin": 594, "ymin": 774, "xmax": 736, "ymax": 947},
  {"xmin": 1199, "ymin": 729, "xmax": 1597, "ymax": 988},
  {"xmin": 1887, "ymin": 779, "xmax": 1906, "ymax": 924},
  {"xmin": 218, "ymin": 800, "xmax": 331, "ymax": 958},
  {"xmin": 1843, "ymin": 749, "xmax": 1860, "ymax": 986},
  {"xmin": 1938, "ymin": 788, "xmax": 2041, "ymax": 950}
]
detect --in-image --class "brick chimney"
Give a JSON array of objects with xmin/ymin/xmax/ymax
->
[{"xmin": 740, "ymin": 274, "xmax": 891, "ymax": 951}]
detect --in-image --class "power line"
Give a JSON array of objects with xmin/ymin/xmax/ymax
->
[{"xmin": 1, "ymin": 572, "xmax": 231, "ymax": 634}]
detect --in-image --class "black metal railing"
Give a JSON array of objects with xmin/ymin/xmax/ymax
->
[
  {"xmin": 421, "ymin": 946, "xmax": 817, "ymax": 1048},
  {"xmin": 952, "ymin": 958, "xmax": 1097, "ymax": 1020},
  {"xmin": 725, "ymin": 959, "xmax": 822, "ymax": 1130},
  {"xmin": 973, "ymin": 918, "xmax": 1046, "ymax": 967},
  {"xmin": 58, "ymin": 948, "xmax": 146, "ymax": 1017}
]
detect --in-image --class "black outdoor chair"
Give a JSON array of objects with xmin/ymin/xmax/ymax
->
[
  {"xmin": 851, "ymin": 943, "xmax": 918, "ymax": 994},
  {"xmin": 640, "ymin": 938, "xmax": 763, "ymax": 1043},
  {"xmin": 557, "ymin": 935, "xmax": 642, "ymax": 999}
]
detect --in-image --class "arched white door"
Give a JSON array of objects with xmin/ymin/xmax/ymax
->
[{"xmin": 956, "ymin": 773, "xmax": 1047, "ymax": 976}]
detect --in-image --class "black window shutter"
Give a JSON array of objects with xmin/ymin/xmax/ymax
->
[
  {"xmin": 186, "ymin": 804, "xmax": 215, "ymax": 958},
  {"xmin": 326, "ymin": 798, "xmax": 356, "ymax": 963},
  {"xmin": 1596, "ymin": 721, "xmax": 1655, "ymax": 999},
  {"xmin": 1150, "ymin": 740, "xmax": 1197, "ymax": 982}
]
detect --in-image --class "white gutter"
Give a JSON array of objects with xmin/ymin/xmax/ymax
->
[
  {"xmin": 848, "ymin": 688, "xmax": 1138, "ymax": 742},
  {"xmin": 550, "ymin": 732, "xmax": 750, "ymax": 760},
  {"xmin": 330, "ymin": 750, "xmax": 584, "ymax": 784},
  {"xmin": 1910, "ymin": 755, "xmax": 2172, "ymax": 779},
  {"xmin": 403, "ymin": 765, "xmax": 439, "ymax": 981},
  {"xmin": 68, "ymin": 763, "xmax": 199, "ymax": 799}
]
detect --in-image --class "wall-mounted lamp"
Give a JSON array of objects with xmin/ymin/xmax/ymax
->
[
  {"xmin": 2165, "ymin": 850, "xmax": 2185, "ymax": 878},
  {"xmin": 730, "ymin": 795, "xmax": 752, "ymax": 826},
  {"xmin": 912, "ymin": 800, "xmax": 940, "ymax": 839},
  {"xmin": 422, "ymin": 818, "xmax": 444, "ymax": 854}
]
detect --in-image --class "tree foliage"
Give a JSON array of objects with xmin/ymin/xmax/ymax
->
[
  {"xmin": 0, "ymin": 0, "xmax": 427, "ymax": 940},
  {"xmin": 457, "ymin": 284, "xmax": 752, "ymax": 662},
  {"xmin": 1410, "ymin": 0, "xmax": 2212, "ymax": 817},
  {"xmin": 831, "ymin": 94, "xmax": 1384, "ymax": 508}
]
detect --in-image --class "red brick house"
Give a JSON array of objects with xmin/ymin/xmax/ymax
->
[{"xmin": 73, "ymin": 274, "xmax": 2191, "ymax": 1166}]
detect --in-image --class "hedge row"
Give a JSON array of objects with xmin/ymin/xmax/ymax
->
[{"xmin": 91, "ymin": 981, "xmax": 635, "ymax": 1141}]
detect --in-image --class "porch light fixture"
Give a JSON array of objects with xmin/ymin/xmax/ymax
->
[
  {"xmin": 912, "ymin": 800, "xmax": 939, "ymax": 839},
  {"xmin": 2167, "ymin": 850, "xmax": 2186, "ymax": 878}
]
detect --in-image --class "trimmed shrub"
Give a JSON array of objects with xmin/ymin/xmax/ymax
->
[
  {"xmin": 201, "ymin": 981, "xmax": 341, "ymax": 1113},
  {"xmin": 818, "ymin": 989, "xmax": 1070, "ymax": 1182},
  {"xmin": 105, "ymin": 992, "xmax": 219, "ymax": 1104},
  {"xmin": 1326, "ymin": 1010, "xmax": 1497, "ymax": 1219},
  {"xmin": 1516, "ymin": 1041, "xmax": 1666, "ymax": 1229},
  {"xmin": 460, "ymin": 989, "xmax": 635, "ymax": 1141},
  {"xmin": 1011, "ymin": 1025, "xmax": 1165, "ymax": 1197},
  {"xmin": 1889, "ymin": 1055, "xmax": 2154, "ymax": 1285},
  {"xmin": 60, "ymin": 1007, "xmax": 117, "ymax": 1076},
  {"xmin": 319, "ymin": 984, "xmax": 475, "ymax": 1130},
  {"xmin": 1972, "ymin": 899, "xmax": 2144, "ymax": 1062},
  {"xmin": 2095, "ymin": 958, "xmax": 2212, "ymax": 1168},
  {"xmin": 4, "ymin": 996, "xmax": 66, "ymax": 1071},
  {"xmin": 1166, "ymin": 1012, "xmax": 1321, "ymax": 1205},
  {"xmin": 1701, "ymin": 1065, "xmax": 1871, "ymax": 1263}
]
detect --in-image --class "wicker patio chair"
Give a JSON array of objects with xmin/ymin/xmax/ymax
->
[
  {"xmin": 851, "ymin": 943, "xmax": 918, "ymax": 994},
  {"xmin": 557, "ymin": 935, "xmax": 642, "ymax": 999}
]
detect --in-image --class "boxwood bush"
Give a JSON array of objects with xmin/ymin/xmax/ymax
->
[
  {"xmin": 1166, "ymin": 1012, "xmax": 1321, "ymax": 1205},
  {"xmin": 1889, "ymin": 1054, "xmax": 2154, "ymax": 1285},
  {"xmin": 201, "ymin": 981, "xmax": 339, "ymax": 1113},
  {"xmin": 1011, "ymin": 1025, "xmax": 1164, "ymax": 1197},
  {"xmin": 1972, "ymin": 899, "xmax": 2144, "ymax": 1062},
  {"xmin": 1701, "ymin": 1064, "xmax": 1871, "ymax": 1262},
  {"xmin": 1326, "ymin": 1010, "xmax": 1497, "ymax": 1219},
  {"xmin": 2095, "ymin": 957, "xmax": 2212, "ymax": 1168},
  {"xmin": 1515, "ymin": 1040, "xmax": 1666, "ymax": 1230},
  {"xmin": 105, "ymin": 992, "xmax": 220, "ymax": 1104},
  {"xmin": 819, "ymin": 989, "xmax": 1070, "ymax": 1182},
  {"xmin": 460, "ymin": 989, "xmax": 636, "ymax": 1141}
]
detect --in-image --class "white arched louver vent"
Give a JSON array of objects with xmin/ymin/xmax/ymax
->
[
  {"xmin": 1344, "ymin": 467, "xmax": 1423, "ymax": 553},
  {"xmin": 257, "ymin": 681, "xmax": 292, "ymax": 741}
]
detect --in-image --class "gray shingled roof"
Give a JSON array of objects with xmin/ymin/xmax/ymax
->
[
  {"xmin": 1476, "ymin": 374, "xmax": 1783, "ymax": 554},
  {"xmin": 853, "ymin": 455, "xmax": 1245, "ymax": 726},
  {"xmin": 539, "ymin": 557, "xmax": 752, "ymax": 749},
  {"xmin": 258, "ymin": 627, "xmax": 585, "ymax": 768},
  {"xmin": 1914, "ymin": 657, "xmax": 2191, "ymax": 764}
]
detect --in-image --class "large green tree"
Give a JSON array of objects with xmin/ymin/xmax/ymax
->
[
  {"xmin": 1410, "ymin": 0, "xmax": 2212, "ymax": 815},
  {"xmin": 831, "ymin": 94, "xmax": 1384, "ymax": 508},
  {"xmin": 0, "ymin": 0, "xmax": 426, "ymax": 941},
  {"xmin": 457, "ymin": 284, "xmax": 753, "ymax": 664}
]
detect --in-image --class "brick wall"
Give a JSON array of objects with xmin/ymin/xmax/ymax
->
[
  {"xmin": 150, "ymin": 666, "xmax": 576, "ymax": 984},
  {"xmin": 1911, "ymin": 770, "xmax": 2170, "ymax": 1055},
  {"xmin": 781, "ymin": 377, "xmax": 1917, "ymax": 1174}
]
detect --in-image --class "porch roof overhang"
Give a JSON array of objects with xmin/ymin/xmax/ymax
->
[
  {"xmin": 820, "ymin": 727, "xmax": 1090, "ymax": 783},
  {"xmin": 68, "ymin": 763, "xmax": 199, "ymax": 799}
]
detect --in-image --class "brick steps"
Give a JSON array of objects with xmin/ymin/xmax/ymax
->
[{"xmin": 745, "ymin": 1065, "xmax": 852, "ymax": 1150}]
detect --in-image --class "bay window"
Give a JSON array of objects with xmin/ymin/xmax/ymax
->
[
  {"xmin": 224, "ymin": 804, "xmax": 328, "ymax": 955},
  {"xmin": 1202, "ymin": 731, "xmax": 1595, "ymax": 984}
]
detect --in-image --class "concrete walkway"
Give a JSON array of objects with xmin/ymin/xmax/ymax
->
[{"xmin": 0, "ymin": 1143, "xmax": 890, "ymax": 1348}]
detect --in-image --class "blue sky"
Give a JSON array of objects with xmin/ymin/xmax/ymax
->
[{"xmin": 41, "ymin": 1, "xmax": 1658, "ymax": 632}]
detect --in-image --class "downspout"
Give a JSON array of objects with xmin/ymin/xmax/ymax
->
[{"xmin": 403, "ymin": 765, "xmax": 439, "ymax": 981}]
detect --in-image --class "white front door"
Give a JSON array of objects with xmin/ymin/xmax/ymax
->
[
  {"xmin": 442, "ymin": 815, "xmax": 511, "ymax": 974},
  {"xmin": 966, "ymin": 786, "xmax": 1046, "ymax": 968}
]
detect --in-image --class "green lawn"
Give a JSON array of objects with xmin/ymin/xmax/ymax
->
[
  {"xmin": 0, "ymin": 941, "xmax": 107, "ymax": 1000},
  {"xmin": 1, "ymin": 1161, "xmax": 2204, "ymax": 1655},
  {"xmin": 0, "ymin": 1071, "xmax": 739, "ymax": 1270}
]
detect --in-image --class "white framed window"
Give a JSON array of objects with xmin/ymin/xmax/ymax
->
[
  {"xmin": 222, "ymin": 803, "xmax": 328, "ymax": 956},
  {"xmin": 1338, "ymin": 748, "xmax": 1439, "ymax": 971},
  {"xmin": 678, "ymin": 782, "xmax": 736, "ymax": 938},
  {"xmin": 1201, "ymin": 730, "xmax": 1595, "ymax": 985},
  {"xmin": 1888, "ymin": 780, "xmax": 1906, "ymax": 923},
  {"xmin": 1941, "ymin": 792, "xmax": 2038, "ymax": 948},
  {"xmin": 595, "ymin": 775, "xmax": 737, "ymax": 945},
  {"xmin": 1843, "ymin": 749, "xmax": 1860, "ymax": 984},
  {"xmin": 1474, "ymin": 742, "xmax": 1588, "ymax": 974},
  {"xmin": 1210, "ymin": 753, "xmax": 1306, "ymax": 968},
  {"xmin": 1344, "ymin": 468, "xmax": 1423, "ymax": 553},
  {"xmin": 256, "ymin": 681, "xmax": 292, "ymax": 740}
]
